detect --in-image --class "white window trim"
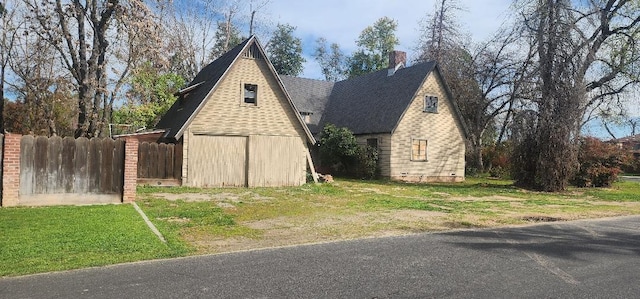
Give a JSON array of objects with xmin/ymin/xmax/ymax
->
[{"xmin": 241, "ymin": 82, "xmax": 259, "ymax": 107}]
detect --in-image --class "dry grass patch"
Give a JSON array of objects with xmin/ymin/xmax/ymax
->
[{"xmin": 136, "ymin": 177, "xmax": 640, "ymax": 255}]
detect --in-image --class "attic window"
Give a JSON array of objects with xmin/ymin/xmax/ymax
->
[
  {"xmin": 244, "ymin": 84, "xmax": 258, "ymax": 104},
  {"xmin": 424, "ymin": 96, "xmax": 438, "ymax": 113}
]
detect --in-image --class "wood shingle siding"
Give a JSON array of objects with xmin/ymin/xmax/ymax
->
[
  {"xmin": 390, "ymin": 72, "xmax": 466, "ymax": 182},
  {"xmin": 156, "ymin": 36, "xmax": 313, "ymax": 188},
  {"xmin": 188, "ymin": 57, "xmax": 307, "ymax": 138}
]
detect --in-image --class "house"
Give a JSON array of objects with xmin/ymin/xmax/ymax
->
[
  {"xmin": 282, "ymin": 51, "xmax": 468, "ymax": 182},
  {"xmin": 155, "ymin": 36, "xmax": 315, "ymax": 187},
  {"xmin": 611, "ymin": 134, "xmax": 640, "ymax": 158}
]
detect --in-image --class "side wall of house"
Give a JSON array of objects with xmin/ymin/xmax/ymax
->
[
  {"xmin": 389, "ymin": 71, "xmax": 466, "ymax": 182},
  {"xmin": 355, "ymin": 133, "xmax": 392, "ymax": 177},
  {"xmin": 182, "ymin": 53, "xmax": 309, "ymax": 187}
]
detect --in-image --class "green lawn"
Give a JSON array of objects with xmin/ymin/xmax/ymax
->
[
  {"xmin": 2, "ymin": 177, "xmax": 640, "ymax": 277},
  {"xmin": 0, "ymin": 204, "xmax": 190, "ymax": 277}
]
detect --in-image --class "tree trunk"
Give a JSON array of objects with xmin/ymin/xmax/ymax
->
[{"xmin": 467, "ymin": 135, "xmax": 484, "ymax": 173}]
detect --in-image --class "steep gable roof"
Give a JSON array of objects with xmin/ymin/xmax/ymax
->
[
  {"xmin": 285, "ymin": 61, "xmax": 468, "ymax": 138},
  {"xmin": 322, "ymin": 61, "xmax": 437, "ymax": 135},
  {"xmin": 155, "ymin": 36, "xmax": 315, "ymax": 143}
]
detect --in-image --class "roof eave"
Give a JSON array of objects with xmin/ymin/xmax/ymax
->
[
  {"xmin": 172, "ymin": 37, "xmax": 256, "ymax": 140},
  {"xmin": 257, "ymin": 42, "xmax": 317, "ymax": 144}
]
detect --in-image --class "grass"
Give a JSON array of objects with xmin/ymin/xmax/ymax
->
[
  {"xmin": 2, "ymin": 177, "xmax": 640, "ymax": 277},
  {"xmin": 0, "ymin": 204, "xmax": 189, "ymax": 277}
]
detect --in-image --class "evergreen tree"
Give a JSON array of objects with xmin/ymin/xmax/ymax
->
[
  {"xmin": 266, "ymin": 24, "xmax": 305, "ymax": 76},
  {"xmin": 209, "ymin": 21, "xmax": 244, "ymax": 60},
  {"xmin": 347, "ymin": 17, "xmax": 399, "ymax": 78}
]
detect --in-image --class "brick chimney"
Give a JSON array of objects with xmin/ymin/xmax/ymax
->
[{"xmin": 388, "ymin": 50, "xmax": 406, "ymax": 76}]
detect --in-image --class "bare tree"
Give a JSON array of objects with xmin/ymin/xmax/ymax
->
[
  {"xmin": 416, "ymin": 0, "xmax": 465, "ymax": 64},
  {"xmin": 512, "ymin": 0, "xmax": 640, "ymax": 191},
  {"xmin": 23, "ymin": 0, "xmax": 160, "ymax": 137},
  {"xmin": 160, "ymin": 0, "xmax": 222, "ymax": 80},
  {"xmin": 6, "ymin": 6, "xmax": 76, "ymax": 136},
  {"xmin": 0, "ymin": 0, "xmax": 19, "ymax": 133},
  {"xmin": 416, "ymin": 0, "xmax": 526, "ymax": 172},
  {"xmin": 313, "ymin": 37, "xmax": 347, "ymax": 82}
]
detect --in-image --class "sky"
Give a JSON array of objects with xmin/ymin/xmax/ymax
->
[
  {"xmin": 262, "ymin": 0, "xmax": 514, "ymax": 79},
  {"xmin": 258, "ymin": 0, "xmax": 639, "ymax": 140}
]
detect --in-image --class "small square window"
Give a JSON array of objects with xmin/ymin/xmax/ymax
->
[
  {"xmin": 411, "ymin": 139, "xmax": 427, "ymax": 161},
  {"xmin": 367, "ymin": 138, "xmax": 378, "ymax": 149},
  {"xmin": 424, "ymin": 96, "xmax": 438, "ymax": 113},
  {"xmin": 300, "ymin": 111, "xmax": 313, "ymax": 124},
  {"xmin": 244, "ymin": 84, "xmax": 257, "ymax": 104}
]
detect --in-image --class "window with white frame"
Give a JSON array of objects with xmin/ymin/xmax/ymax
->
[
  {"xmin": 244, "ymin": 84, "xmax": 258, "ymax": 105},
  {"xmin": 424, "ymin": 95, "xmax": 438, "ymax": 113}
]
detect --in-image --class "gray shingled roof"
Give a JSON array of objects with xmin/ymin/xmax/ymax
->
[
  {"xmin": 155, "ymin": 37, "xmax": 252, "ymax": 141},
  {"xmin": 321, "ymin": 61, "xmax": 437, "ymax": 135},
  {"xmin": 280, "ymin": 75, "xmax": 334, "ymax": 134}
]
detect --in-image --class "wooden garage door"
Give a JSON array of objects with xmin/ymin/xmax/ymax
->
[
  {"xmin": 247, "ymin": 135, "xmax": 305, "ymax": 187},
  {"xmin": 188, "ymin": 135, "xmax": 247, "ymax": 187}
]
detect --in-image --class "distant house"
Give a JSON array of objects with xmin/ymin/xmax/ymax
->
[
  {"xmin": 611, "ymin": 134, "xmax": 640, "ymax": 158},
  {"xmin": 155, "ymin": 36, "xmax": 315, "ymax": 187},
  {"xmin": 282, "ymin": 51, "xmax": 468, "ymax": 182}
]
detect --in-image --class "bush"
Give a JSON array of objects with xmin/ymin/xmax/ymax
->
[
  {"xmin": 571, "ymin": 137, "xmax": 630, "ymax": 187},
  {"xmin": 319, "ymin": 124, "xmax": 379, "ymax": 179},
  {"xmin": 483, "ymin": 142, "xmax": 512, "ymax": 179},
  {"xmin": 357, "ymin": 145, "xmax": 380, "ymax": 179}
]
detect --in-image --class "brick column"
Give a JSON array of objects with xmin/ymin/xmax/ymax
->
[
  {"xmin": 123, "ymin": 137, "xmax": 139, "ymax": 203},
  {"xmin": 2, "ymin": 133, "xmax": 22, "ymax": 207}
]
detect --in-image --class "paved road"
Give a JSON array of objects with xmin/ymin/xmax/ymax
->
[
  {"xmin": 620, "ymin": 175, "xmax": 640, "ymax": 183},
  {"xmin": 2, "ymin": 216, "xmax": 640, "ymax": 298}
]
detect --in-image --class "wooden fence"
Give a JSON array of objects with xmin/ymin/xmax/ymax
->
[
  {"xmin": 18, "ymin": 136, "xmax": 125, "ymax": 205},
  {"xmin": 137, "ymin": 142, "xmax": 182, "ymax": 185}
]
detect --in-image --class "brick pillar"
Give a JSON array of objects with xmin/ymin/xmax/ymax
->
[
  {"xmin": 123, "ymin": 137, "xmax": 139, "ymax": 203},
  {"xmin": 2, "ymin": 133, "xmax": 22, "ymax": 207}
]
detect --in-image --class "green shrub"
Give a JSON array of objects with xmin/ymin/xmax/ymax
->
[
  {"xmin": 357, "ymin": 145, "xmax": 380, "ymax": 179},
  {"xmin": 318, "ymin": 124, "xmax": 379, "ymax": 179}
]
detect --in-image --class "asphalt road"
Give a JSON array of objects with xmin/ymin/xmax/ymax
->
[
  {"xmin": 620, "ymin": 175, "xmax": 640, "ymax": 183},
  {"xmin": 2, "ymin": 216, "xmax": 640, "ymax": 298}
]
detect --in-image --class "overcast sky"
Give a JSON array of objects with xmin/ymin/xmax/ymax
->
[{"xmin": 263, "ymin": 0, "xmax": 514, "ymax": 79}]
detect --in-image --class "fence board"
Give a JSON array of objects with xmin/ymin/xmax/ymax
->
[
  {"xmin": 113, "ymin": 139, "xmax": 125, "ymax": 193},
  {"xmin": 101, "ymin": 138, "xmax": 114, "ymax": 192},
  {"xmin": 19, "ymin": 136, "xmax": 35, "ymax": 195},
  {"xmin": 34, "ymin": 136, "xmax": 49, "ymax": 194},
  {"xmin": 137, "ymin": 142, "xmax": 182, "ymax": 181},
  {"xmin": 165, "ymin": 144, "xmax": 174, "ymax": 179},
  {"xmin": 88, "ymin": 138, "xmax": 102, "ymax": 192},
  {"xmin": 48, "ymin": 136, "xmax": 63, "ymax": 193},
  {"xmin": 149, "ymin": 143, "xmax": 159, "ymax": 178},
  {"xmin": 157, "ymin": 143, "xmax": 167, "ymax": 178},
  {"xmin": 138, "ymin": 142, "xmax": 150, "ymax": 178},
  {"xmin": 73, "ymin": 137, "xmax": 90, "ymax": 193},
  {"xmin": 61, "ymin": 137, "xmax": 76, "ymax": 193}
]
